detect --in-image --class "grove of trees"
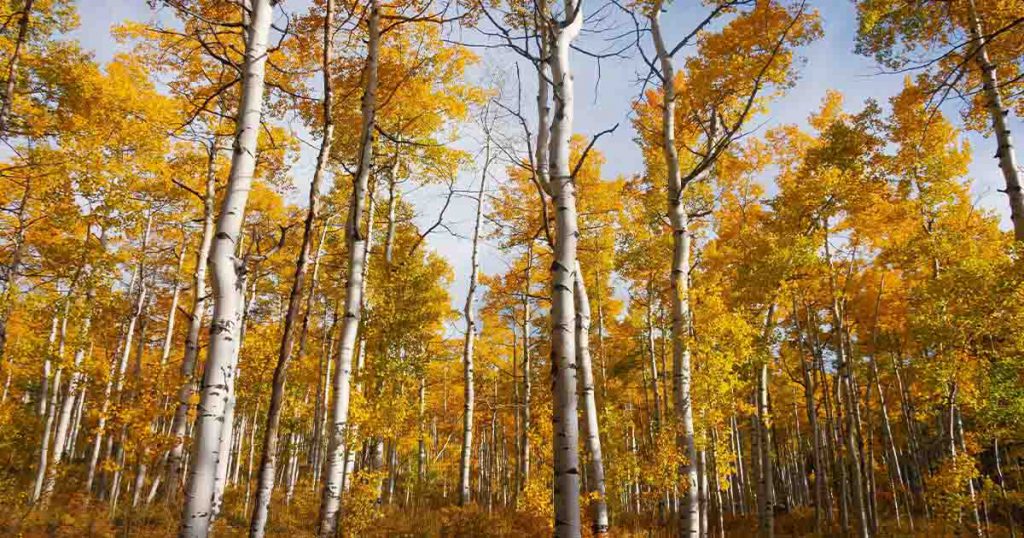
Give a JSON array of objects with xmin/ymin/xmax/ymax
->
[{"xmin": 0, "ymin": 0, "xmax": 1022, "ymax": 536}]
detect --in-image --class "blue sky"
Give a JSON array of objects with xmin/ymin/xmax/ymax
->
[{"xmin": 72, "ymin": 0, "xmax": 1023, "ymax": 316}]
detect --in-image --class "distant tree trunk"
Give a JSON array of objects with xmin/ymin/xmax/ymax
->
[
  {"xmin": 167, "ymin": 139, "xmax": 219, "ymax": 502},
  {"xmin": 307, "ymin": 223, "xmax": 331, "ymax": 486},
  {"xmin": 0, "ymin": 182, "xmax": 31, "ymax": 376},
  {"xmin": 317, "ymin": 3, "xmax": 379, "ymax": 534},
  {"xmin": 43, "ymin": 228, "xmax": 104, "ymax": 503},
  {"xmin": 949, "ymin": 386, "xmax": 983, "ymax": 537},
  {"xmin": 94, "ymin": 216, "xmax": 151, "ymax": 500},
  {"xmin": 994, "ymin": 439, "xmax": 1017, "ymax": 537},
  {"xmin": 250, "ymin": 0, "xmax": 335, "ymax": 532},
  {"xmin": 575, "ymin": 263, "xmax": 609, "ymax": 534},
  {"xmin": 545, "ymin": 2, "xmax": 584, "ymax": 534},
  {"xmin": 594, "ymin": 271, "xmax": 608, "ymax": 401},
  {"xmin": 179, "ymin": 0, "xmax": 274, "ymax": 533},
  {"xmin": 965, "ymin": 0, "xmax": 1024, "ymax": 240},
  {"xmin": 459, "ymin": 123, "xmax": 489, "ymax": 506},
  {"xmin": 757, "ymin": 306, "xmax": 776, "ymax": 538},
  {"xmin": 520, "ymin": 241, "xmax": 533, "ymax": 492},
  {"xmin": 644, "ymin": 280, "xmax": 661, "ymax": 431},
  {"xmin": 868, "ymin": 283, "xmax": 909, "ymax": 529},
  {"xmin": 32, "ymin": 313, "xmax": 63, "ymax": 503},
  {"xmin": 837, "ymin": 319, "xmax": 868, "ymax": 538},
  {"xmin": 794, "ymin": 301, "xmax": 826, "ymax": 530},
  {"xmin": 160, "ymin": 236, "xmax": 188, "ymax": 368},
  {"xmin": 0, "ymin": 0, "xmax": 32, "ymax": 133}
]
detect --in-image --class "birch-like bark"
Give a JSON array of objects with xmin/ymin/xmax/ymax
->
[
  {"xmin": 756, "ymin": 306, "xmax": 775, "ymax": 538},
  {"xmin": 160, "ymin": 236, "xmax": 188, "ymax": 368},
  {"xmin": 317, "ymin": 3, "xmax": 378, "ymax": 534},
  {"xmin": 574, "ymin": 263, "xmax": 608, "ymax": 534},
  {"xmin": 42, "ymin": 229, "xmax": 104, "ymax": 502},
  {"xmin": 250, "ymin": 0, "xmax": 335, "ymax": 532},
  {"xmin": 950, "ymin": 389, "xmax": 983, "ymax": 537},
  {"xmin": 168, "ymin": 140, "xmax": 219, "ymax": 501},
  {"xmin": 459, "ymin": 130, "xmax": 489, "ymax": 506},
  {"xmin": 649, "ymin": 5, "xmax": 700, "ymax": 534},
  {"xmin": 179, "ymin": 0, "xmax": 274, "ymax": 533},
  {"xmin": 520, "ymin": 241, "xmax": 533, "ymax": 492},
  {"xmin": 308, "ymin": 225, "xmax": 331, "ymax": 485},
  {"xmin": 645, "ymin": 281, "xmax": 661, "ymax": 430},
  {"xmin": 795, "ymin": 306, "xmax": 826, "ymax": 531},
  {"xmin": 32, "ymin": 317, "xmax": 62, "ymax": 503},
  {"xmin": 212, "ymin": 276, "xmax": 252, "ymax": 521},
  {"xmin": 93, "ymin": 216, "xmax": 151, "ymax": 499},
  {"xmin": 546, "ymin": 1, "xmax": 584, "ymax": 534},
  {"xmin": 868, "ymin": 284, "xmax": 909, "ymax": 528},
  {"xmin": 828, "ymin": 286, "xmax": 868, "ymax": 536},
  {"xmin": 966, "ymin": 0, "xmax": 1024, "ymax": 240}
]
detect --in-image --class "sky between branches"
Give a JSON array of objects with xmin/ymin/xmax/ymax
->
[{"xmin": 71, "ymin": 0, "xmax": 1024, "ymax": 317}]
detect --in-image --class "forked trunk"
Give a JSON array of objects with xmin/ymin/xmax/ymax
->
[
  {"xmin": 179, "ymin": 0, "xmax": 274, "ymax": 533},
  {"xmin": 546, "ymin": 1, "xmax": 584, "ymax": 534}
]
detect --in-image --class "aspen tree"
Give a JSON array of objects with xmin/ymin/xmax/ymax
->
[
  {"xmin": 249, "ymin": 0, "xmax": 336, "ymax": 532},
  {"xmin": 317, "ymin": 2, "xmax": 379, "ymax": 534},
  {"xmin": 541, "ymin": 0, "xmax": 585, "ymax": 533},
  {"xmin": 179, "ymin": 0, "xmax": 275, "ymax": 533},
  {"xmin": 459, "ymin": 106, "xmax": 492, "ymax": 506}
]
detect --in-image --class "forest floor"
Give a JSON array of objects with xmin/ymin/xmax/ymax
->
[{"xmin": 3, "ymin": 489, "xmax": 1015, "ymax": 538}]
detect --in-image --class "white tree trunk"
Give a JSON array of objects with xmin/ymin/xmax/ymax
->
[
  {"xmin": 520, "ymin": 242, "xmax": 533, "ymax": 493},
  {"xmin": 966, "ymin": 0, "xmax": 1024, "ymax": 240},
  {"xmin": 546, "ymin": 2, "xmax": 583, "ymax": 534},
  {"xmin": 574, "ymin": 263, "xmax": 608, "ymax": 534},
  {"xmin": 317, "ymin": 3, "xmax": 379, "ymax": 534},
  {"xmin": 168, "ymin": 140, "xmax": 219, "ymax": 501},
  {"xmin": 179, "ymin": 0, "xmax": 274, "ymax": 533},
  {"xmin": 45, "ymin": 226, "xmax": 102, "ymax": 502},
  {"xmin": 649, "ymin": 6, "xmax": 700, "ymax": 535},
  {"xmin": 459, "ymin": 133, "xmax": 490, "ymax": 505}
]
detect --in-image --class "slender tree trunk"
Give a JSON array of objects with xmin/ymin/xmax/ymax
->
[
  {"xmin": 179, "ymin": 0, "xmax": 274, "ymax": 533},
  {"xmin": 0, "ymin": 0, "xmax": 32, "ymax": 133},
  {"xmin": 870, "ymin": 340, "xmax": 909, "ymax": 529},
  {"xmin": 757, "ymin": 306, "xmax": 776, "ymax": 538},
  {"xmin": 995, "ymin": 439, "xmax": 1017, "ymax": 537},
  {"xmin": 459, "ymin": 128, "xmax": 489, "ymax": 506},
  {"xmin": 212, "ymin": 275, "xmax": 252, "ymax": 522},
  {"xmin": 96, "ymin": 217, "xmax": 152, "ymax": 502},
  {"xmin": 307, "ymin": 225, "xmax": 331, "ymax": 485},
  {"xmin": 650, "ymin": 6, "xmax": 700, "ymax": 534},
  {"xmin": 32, "ymin": 323, "xmax": 62, "ymax": 503},
  {"xmin": 160, "ymin": 236, "xmax": 188, "ymax": 368},
  {"xmin": 645, "ymin": 280, "xmax": 661, "ymax": 430},
  {"xmin": 545, "ymin": 2, "xmax": 584, "ymax": 533},
  {"xmin": 574, "ymin": 263, "xmax": 608, "ymax": 534},
  {"xmin": 317, "ymin": 3, "xmax": 378, "ymax": 534},
  {"xmin": 250, "ymin": 0, "xmax": 335, "ymax": 532},
  {"xmin": 520, "ymin": 241, "xmax": 533, "ymax": 492},
  {"xmin": 167, "ymin": 140, "xmax": 219, "ymax": 502},
  {"xmin": 44, "ymin": 228, "xmax": 102, "ymax": 502},
  {"xmin": 794, "ymin": 302, "xmax": 826, "ymax": 530},
  {"xmin": 0, "ymin": 182, "xmax": 31, "ymax": 376},
  {"xmin": 950, "ymin": 390, "xmax": 983, "ymax": 537}
]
